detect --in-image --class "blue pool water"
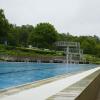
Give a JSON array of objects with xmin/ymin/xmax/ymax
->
[{"xmin": 0, "ymin": 62, "xmax": 98, "ymax": 89}]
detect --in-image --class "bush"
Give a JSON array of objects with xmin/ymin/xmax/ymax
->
[{"xmin": 5, "ymin": 46, "xmax": 16, "ymax": 50}]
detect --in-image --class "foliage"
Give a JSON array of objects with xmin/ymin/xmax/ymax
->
[
  {"xmin": 28, "ymin": 23, "xmax": 58, "ymax": 49},
  {"xmin": 0, "ymin": 8, "xmax": 100, "ymax": 60},
  {"xmin": 0, "ymin": 44, "xmax": 60, "ymax": 56},
  {"xmin": 8, "ymin": 24, "xmax": 34, "ymax": 46},
  {"xmin": 84, "ymin": 54, "xmax": 100, "ymax": 64},
  {"xmin": 0, "ymin": 9, "xmax": 9, "ymax": 43}
]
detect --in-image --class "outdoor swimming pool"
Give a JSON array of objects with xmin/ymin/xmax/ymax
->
[{"xmin": 0, "ymin": 62, "xmax": 98, "ymax": 89}]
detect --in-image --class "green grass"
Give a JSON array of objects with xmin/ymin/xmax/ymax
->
[
  {"xmin": 84, "ymin": 54, "xmax": 100, "ymax": 64},
  {"xmin": 0, "ymin": 44, "xmax": 100, "ymax": 64},
  {"xmin": 0, "ymin": 44, "xmax": 63, "ymax": 57}
]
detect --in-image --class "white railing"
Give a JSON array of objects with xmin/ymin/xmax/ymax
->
[{"xmin": 55, "ymin": 41, "xmax": 80, "ymax": 47}]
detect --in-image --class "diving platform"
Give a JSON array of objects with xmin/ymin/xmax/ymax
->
[{"xmin": 55, "ymin": 41, "xmax": 84, "ymax": 64}]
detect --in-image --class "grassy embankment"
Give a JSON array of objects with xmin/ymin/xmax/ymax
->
[
  {"xmin": 84, "ymin": 54, "xmax": 100, "ymax": 64},
  {"xmin": 0, "ymin": 44, "xmax": 100, "ymax": 64},
  {"xmin": 0, "ymin": 44, "xmax": 63, "ymax": 57}
]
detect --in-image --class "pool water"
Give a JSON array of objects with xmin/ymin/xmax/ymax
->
[{"xmin": 0, "ymin": 62, "xmax": 98, "ymax": 89}]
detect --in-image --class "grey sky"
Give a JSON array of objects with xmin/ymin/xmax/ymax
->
[{"xmin": 0, "ymin": 0, "xmax": 100, "ymax": 36}]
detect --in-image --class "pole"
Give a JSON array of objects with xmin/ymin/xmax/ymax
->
[{"xmin": 66, "ymin": 46, "xmax": 69, "ymax": 64}]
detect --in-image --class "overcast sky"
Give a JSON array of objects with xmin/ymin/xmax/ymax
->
[{"xmin": 0, "ymin": 0, "xmax": 100, "ymax": 36}]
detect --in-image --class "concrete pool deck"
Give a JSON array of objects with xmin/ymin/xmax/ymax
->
[
  {"xmin": 48, "ymin": 67, "xmax": 100, "ymax": 100},
  {"xmin": 0, "ymin": 67, "xmax": 100, "ymax": 100}
]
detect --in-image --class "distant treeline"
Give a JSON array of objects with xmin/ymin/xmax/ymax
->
[{"xmin": 0, "ymin": 9, "xmax": 100, "ymax": 57}]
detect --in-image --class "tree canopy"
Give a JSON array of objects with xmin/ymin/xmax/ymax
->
[
  {"xmin": 29, "ymin": 23, "xmax": 58, "ymax": 48},
  {"xmin": 0, "ymin": 8, "xmax": 100, "ymax": 57},
  {"xmin": 0, "ymin": 9, "xmax": 9, "ymax": 43}
]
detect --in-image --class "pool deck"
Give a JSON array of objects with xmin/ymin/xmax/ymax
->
[
  {"xmin": 47, "ymin": 68, "xmax": 100, "ymax": 100},
  {"xmin": 0, "ymin": 67, "xmax": 100, "ymax": 100}
]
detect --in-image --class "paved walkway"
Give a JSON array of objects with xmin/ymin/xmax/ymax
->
[{"xmin": 47, "ymin": 69, "xmax": 100, "ymax": 100}]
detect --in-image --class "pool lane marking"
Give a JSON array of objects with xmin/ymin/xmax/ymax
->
[{"xmin": 1, "ymin": 67, "xmax": 100, "ymax": 100}]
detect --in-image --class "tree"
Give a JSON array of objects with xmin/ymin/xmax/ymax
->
[
  {"xmin": 0, "ymin": 9, "xmax": 9, "ymax": 44},
  {"xmin": 29, "ymin": 23, "xmax": 58, "ymax": 49},
  {"xmin": 18, "ymin": 25, "xmax": 34, "ymax": 47},
  {"xmin": 95, "ymin": 44, "xmax": 100, "ymax": 57},
  {"xmin": 8, "ymin": 24, "xmax": 34, "ymax": 47},
  {"xmin": 57, "ymin": 33, "xmax": 74, "ymax": 41}
]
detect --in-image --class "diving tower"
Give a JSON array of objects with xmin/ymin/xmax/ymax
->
[{"xmin": 55, "ymin": 41, "xmax": 84, "ymax": 64}]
